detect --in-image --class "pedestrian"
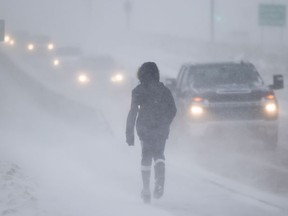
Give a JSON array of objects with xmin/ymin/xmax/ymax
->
[{"xmin": 126, "ymin": 62, "xmax": 177, "ymax": 203}]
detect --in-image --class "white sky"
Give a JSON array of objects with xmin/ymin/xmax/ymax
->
[{"xmin": 1, "ymin": 0, "xmax": 287, "ymax": 46}]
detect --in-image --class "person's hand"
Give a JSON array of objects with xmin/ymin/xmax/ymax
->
[
  {"xmin": 127, "ymin": 141, "xmax": 134, "ymax": 146},
  {"xmin": 126, "ymin": 135, "xmax": 134, "ymax": 146}
]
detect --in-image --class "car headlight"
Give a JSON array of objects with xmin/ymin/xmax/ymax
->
[
  {"xmin": 189, "ymin": 97, "xmax": 209, "ymax": 117},
  {"xmin": 190, "ymin": 105, "xmax": 204, "ymax": 115},
  {"xmin": 77, "ymin": 74, "xmax": 90, "ymax": 84},
  {"xmin": 27, "ymin": 43, "xmax": 34, "ymax": 51},
  {"xmin": 53, "ymin": 59, "xmax": 60, "ymax": 66},
  {"xmin": 48, "ymin": 43, "xmax": 54, "ymax": 50},
  {"xmin": 111, "ymin": 73, "xmax": 124, "ymax": 83},
  {"xmin": 9, "ymin": 39, "xmax": 15, "ymax": 46},
  {"xmin": 4, "ymin": 35, "xmax": 10, "ymax": 43},
  {"xmin": 265, "ymin": 103, "xmax": 277, "ymax": 113},
  {"xmin": 262, "ymin": 95, "xmax": 278, "ymax": 115}
]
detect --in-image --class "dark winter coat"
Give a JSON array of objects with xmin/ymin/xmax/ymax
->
[{"xmin": 126, "ymin": 81, "xmax": 177, "ymax": 145}]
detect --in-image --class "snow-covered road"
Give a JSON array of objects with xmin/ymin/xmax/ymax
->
[{"xmin": 1, "ymin": 45, "xmax": 288, "ymax": 216}]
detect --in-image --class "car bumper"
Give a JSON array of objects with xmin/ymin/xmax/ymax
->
[{"xmin": 186, "ymin": 119, "xmax": 278, "ymax": 137}]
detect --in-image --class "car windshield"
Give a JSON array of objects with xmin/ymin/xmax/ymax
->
[{"xmin": 188, "ymin": 64, "xmax": 263, "ymax": 89}]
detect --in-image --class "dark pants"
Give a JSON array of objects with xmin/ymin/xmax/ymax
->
[
  {"xmin": 141, "ymin": 138, "xmax": 165, "ymax": 166},
  {"xmin": 141, "ymin": 138, "xmax": 166, "ymax": 191}
]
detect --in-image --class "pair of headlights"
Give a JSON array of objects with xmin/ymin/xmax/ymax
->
[
  {"xmin": 27, "ymin": 43, "xmax": 54, "ymax": 51},
  {"xmin": 110, "ymin": 74, "xmax": 124, "ymax": 83},
  {"xmin": 4, "ymin": 35, "xmax": 15, "ymax": 46},
  {"xmin": 76, "ymin": 73, "xmax": 125, "ymax": 85},
  {"xmin": 189, "ymin": 96, "xmax": 278, "ymax": 116}
]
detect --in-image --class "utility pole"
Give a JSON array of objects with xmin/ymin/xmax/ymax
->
[
  {"xmin": 210, "ymin": 0, "xmax": 215, "ymax": 43},
  {"xmin": 124, "ymin": 0, "xmax": 132, "ymax": 30},
  {"xmin": 0, "ymin": 20, "xmax": 4, "ymax": 42}
]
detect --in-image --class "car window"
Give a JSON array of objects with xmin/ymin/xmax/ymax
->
[
  {"xmin": 178, "ymin": 66, "xmax": 190, "ymax": 90},
  {"xmin": 188, "ymin": 65, "xmax": 263, "ymax": 89},
  {"xmin": 176, "ymin": 66, "xmax": 185, "ymax": 89}
]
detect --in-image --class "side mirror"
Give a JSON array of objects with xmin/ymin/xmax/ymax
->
[
  {"xmin": 164, "ymin": 78, "xmax": 177, "ymax": 91},
  {"xmin": 270, "ymin": 74, "xmax": 284, "ymax": 90}
]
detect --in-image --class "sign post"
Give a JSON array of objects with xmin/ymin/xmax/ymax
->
[
  {"xmin": 259, "ymin": 4, "xmax": 286, "ymax": 27},
  {"xmin": 258, "ymin": 4, "xmax": 286, "ymax": 46},
  {"xmin": 210, "ymin": 0, "xmax": 215, "ymax": 43},
  {"xmin": 0, "ymin": 20, "xmax": 5, "ymax": 42}
]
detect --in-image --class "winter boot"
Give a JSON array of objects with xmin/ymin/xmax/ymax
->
[
  {"xmin": 141, "ymin": 188, "xmax": 151, "ymax": 204},
  {"xmin": 141, "ymin": 168, "xmax": 151, "ymax": 203},
  {"xmin": 153, "ymin": 160, "xmax": 165, "ymax": 199}
]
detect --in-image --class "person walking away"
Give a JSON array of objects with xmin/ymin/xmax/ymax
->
[{"xmin": 126, "ymin": 62, "xmax": 177, "ymax": 203}]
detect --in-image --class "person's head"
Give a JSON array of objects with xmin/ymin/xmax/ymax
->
[{"xmin": 137, "ymin": 62, "xmax": 160, "ymax": 84}]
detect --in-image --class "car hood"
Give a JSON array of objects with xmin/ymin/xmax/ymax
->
[{"xmin": 192, "ymin": 84, "xmax": 272, "ymax": 102}]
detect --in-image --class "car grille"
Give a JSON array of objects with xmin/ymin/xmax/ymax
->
[{"xmin": 208, "ymin": 101, "xmax": 263, "ymax": 120}]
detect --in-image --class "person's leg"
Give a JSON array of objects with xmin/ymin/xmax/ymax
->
[
  {"xmin": 141, "ymin": 141, "xmax": 153, "ymax": 202},
  {"xmin": 152, "ymin": 138, "xmax": 166, "ymax": 199}
]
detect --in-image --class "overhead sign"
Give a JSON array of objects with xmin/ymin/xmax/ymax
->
[
  {"xmin": 0, "ymin": 20, "xmax": 4, "ymax": 41},
  {"xmin": 259, "ymin": 4, "xmax": 286, "ymax": 27}
]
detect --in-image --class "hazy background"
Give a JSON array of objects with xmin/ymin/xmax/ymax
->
[
  {"xmin": 2, "ymin": 0, "xmax": 288, "ymax": 49},
  {"xmin": 1, "ymin": 1, "xmax": 288, "ymax": 216}
]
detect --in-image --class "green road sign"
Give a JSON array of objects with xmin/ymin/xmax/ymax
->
[
  {"xmin": 0, "ymin": 20, "xmax": 4, "ymax": 41},
  {"xmin": 259, "ymin": 4, "xmax": 286, "ymax": 27}
]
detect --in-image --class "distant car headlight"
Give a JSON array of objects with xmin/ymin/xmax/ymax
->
[
  {"xmin": 77, "ymin": 74, "xmax": 90, "ymax": 84},
  {"xmin": 53, "ymin": 59, "xmax": 60, "ymax": 66},
  {"xmin": 27, "ymin": 43, "xmax": 34, "ymax": 51},
  {"xmin": 4, "ymin": 35, "xmax": 10, "ymax": 43},
  {"xmin": 111, "ymin": 73, "xmax": 124, "ymax": 83},
  {"xmin": 47, "ymin": 43, "xmax": 54, "ymax": 50},
  {"xmin": 190, "ymin": 105, "xmax": 204, "ymax": 115},
  {"xmin": 9, "ymin": 39, "xmax": 15, "ymax": 46}
]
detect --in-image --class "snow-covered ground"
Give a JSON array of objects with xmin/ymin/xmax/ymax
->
[
  {"xmin": 1, "ymin": 40, "xmax": 288, "ymax": 216},
  {"xmin": 0, "ymin": 50, "xmax": 171, "ymax": 216}
]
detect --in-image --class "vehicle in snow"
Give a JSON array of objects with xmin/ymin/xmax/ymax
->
[
  {"xmin": 53, "ymin": 49, "xmax": 130, "ymax": 91},
  {"xmin": 26, "ymin": 34, "xmax": 55, "ymax": 54},
  {"xmin": 76, "ymin": 56, "xmax": 130, "ymax": 92},
  {"xmin": 4, "ymin": 31, "xmax": 31, "ymax": 52},
  {"xmin": 166, "ymin": 61, "xmax": 284, "ymax": 149}
]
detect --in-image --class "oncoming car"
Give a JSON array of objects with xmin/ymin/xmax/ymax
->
[
  {"xmin": 54, "ymin": 50, "xmax": 130, "ymax": 92},
  {"xmin": 167, "ymin": 62, "xmax": 284, "ymax": 149},
  {"xmin": 26, "ymin": 34, "xmax": 55, "ymax": 54},
  {"xmin": 74, "ymin": 56, "xmax": 126, "ymax": 88}
]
